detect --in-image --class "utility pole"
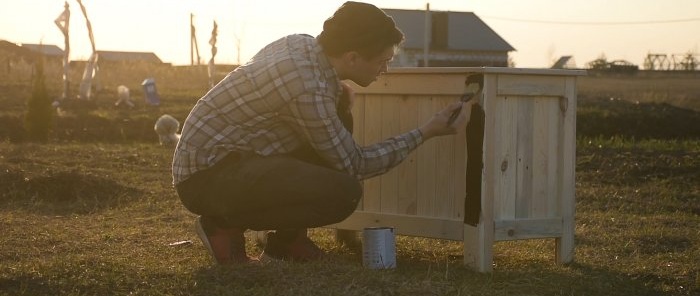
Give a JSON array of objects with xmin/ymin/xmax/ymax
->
[
  {"xmin": 190, "ymin": 13, "xmax": 201, "ymax": 65},
  {"xmin": 423, "ymin": 3, "xmax": 430, "ymax": 67}
]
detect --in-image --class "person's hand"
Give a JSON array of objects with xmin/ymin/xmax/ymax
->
[{"xmin": 418, "ymin": 100, "xmax": 477, "ymax": 140}]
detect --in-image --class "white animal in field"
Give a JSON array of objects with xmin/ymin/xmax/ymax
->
[
  {"xmin": 154, "ymin": 114, "xmax": 181, "ymax": 146},
  {"xmin": 115, "ymin": 85, "xmax": 134, "ymax": 107}
]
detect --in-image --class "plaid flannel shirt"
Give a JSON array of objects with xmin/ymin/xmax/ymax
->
[{"xmin": 172, "ymin": 34, "xmax": 423, "ymax": 185}]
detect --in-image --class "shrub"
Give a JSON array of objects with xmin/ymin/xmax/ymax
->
[{"xmin": 24, "ymin": 55, "xmax": 53, "ymax": 142}]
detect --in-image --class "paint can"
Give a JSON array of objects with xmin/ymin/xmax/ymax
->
[{"xmin": 362, "ymin": 227, "xmax": 396, "ymax": 269}]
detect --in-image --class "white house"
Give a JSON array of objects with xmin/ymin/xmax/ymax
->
[{"xmin": 383, "ymin": 8, "xmax": 515, "ymax": 67}]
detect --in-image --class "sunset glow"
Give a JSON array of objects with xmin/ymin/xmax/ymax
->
[{"xmin": 1, "ymin": 0, "xmax": 699, "ymax": 68}]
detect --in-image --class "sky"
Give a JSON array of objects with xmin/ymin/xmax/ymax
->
[{"xmin": 1, "ymin": 0, "xmax": 699, "ymax": 68}]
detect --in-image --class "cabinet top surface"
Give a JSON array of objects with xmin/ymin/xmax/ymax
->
[{"xmin": 387, "ymin": 67, "xmax": 587, "ymax": 76}]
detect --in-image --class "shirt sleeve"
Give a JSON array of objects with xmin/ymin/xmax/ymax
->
[{"xmin": 286, "ymin": 92, "xmax": 424, "ymax": 180}]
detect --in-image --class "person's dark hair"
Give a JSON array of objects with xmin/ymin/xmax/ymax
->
[{"xmin": 318, "ymin": 1, "xmax": 404, "ymax": 59}]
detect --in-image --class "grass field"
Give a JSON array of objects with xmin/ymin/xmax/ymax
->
[{"xmin": 0, "ymin": 63, "xmax": 698, "ymax": 295}]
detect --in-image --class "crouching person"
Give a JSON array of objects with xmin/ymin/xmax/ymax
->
[{"xmin": 171, "ymin": 1, "xmax": 476, "ymax": 264}]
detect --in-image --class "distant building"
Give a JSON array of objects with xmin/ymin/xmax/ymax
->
[
  {"xmin": 551, "ymin": 56, "xmax": 577, "ymax": 69},
  {"xmin": 382, "ymin": 8, "xmax": 515, "ymax": 67},
  {"xmin": 0, "ymin": 41, "xmax": 60, "ymax": 75},
  {"xmin": 0, "ymin": 40, "xmax": 34, "ymax": 60},
  {"xmin": 96, "ymin": 50, "xmax": 162, "ymax": 64},
  {"xmin": 17, "ymin": 43, "xmax": 162, "ymax": 64},
  {"xmin": 20, "ymin": 43, "xmax": 65, "ymax": 58}
]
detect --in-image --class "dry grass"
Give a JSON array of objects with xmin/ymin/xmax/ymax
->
[
  {"xmin": 0, "ymin": 140, "xmax": 697, "ymax": 295},
  {"xmin": 0, "ymin": 61, "xmax": 698, "ymax": 295},
  {"xmin": 578, "ymin": 72, "xmax": 700, "ymax": 111}
]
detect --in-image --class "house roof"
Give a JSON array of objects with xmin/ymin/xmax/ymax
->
[
  {"xmin": 551, "ymin": 56, "xmax": 576, "ymax": 69},
  {"xmin": 2, "ymin": 41, "xmax": 163, "ymax": 63},
  {"xmin": 20, "ymin": 43, "xmax": 65, "ymax": 57},
  {"xmin": 382, "ymin": 9, "xmax": 515, "ymax": 52},
  {"xmin": 0, "ymin": 40, "xmax": 26, "ymax": 55},
  {"xmin": 96, "ymin": 50, "xmax": 162, "ymax": 63}
]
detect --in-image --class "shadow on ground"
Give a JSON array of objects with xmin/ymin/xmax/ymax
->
[
  {"xmin": 0, "ymin": 169, "xmax": 140, "ymax": 215},
  {"xmin": 578, "ymin": 97, "xmax": 700, "ymax": 139},
  {"xmin": 184, "ymin": 256, "xmax": 672, "ymax": 296}
]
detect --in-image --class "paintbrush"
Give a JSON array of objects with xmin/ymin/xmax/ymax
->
[{"xmin": 447, "ymin": 74, "xmax": 484, "ymax": 126}]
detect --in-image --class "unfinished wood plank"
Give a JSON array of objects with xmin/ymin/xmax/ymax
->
[
  {"xmin": 353, "ymin": 67, "xmax": 585, "ymax": 96},
  {"xmin": 546, "ymin": 98, "xmax": 561, "ymax": 218},
  {"xmin": 352, "ymin": 95, "xmax": 366, "ymax": 211},
  {"xmin": 329, "ymin": 211, "xmax": 464, "ymax": 240},
  {"xmin": 494, "ymin": 95, "xmax": 518, "ymax": 221},
  {"xmin": 530, "ymin": 97, "xmax": 552, "ymax": 218},
  {"xmin": 380, "ymin": 95, "xmax": 401, "ymax": 214},
  {"xmin": 490, "ymin": 94, "xmax": 505, "ymax": 220},
  {"xmin": 416, "ymin": 96, "xmax": 437, "ymax": 217},
  {"xmin": 398, "ymin": 95, "xmax": 419, "ymax": 215},
  {"xmin": 351, "ymin": 94, "xmax": 366, "ymax": 145},
  {"xmin": 379, "ymin": 95, "xmax": 400, "ymax": 200},
  {"xmin": 515, "ymin": 97, "xmax": 534, "ymax": 219},
  {"xmin": 357, "ymin": 73, "xmax": 468, "ymax": 96},
  {"xmin": 362, "ymin": 94, "xmax": 383, "ymax": 212},
  {"xmin": 556, "ymin": 77, "xmax": 577, "ymax": 264},
  {"xmin": 434, "ymin": 96, "xmax": 455, "ymax": 219},
  {"xmin": 497, "ymin": 75, "xmax": 568, "ymax": 97},
  {"xmin": 494, "ymin": 218, "xmax": 563, "ymax": 241},
  {"xmin": 463, "ymin": 224, "xmax": 492, "ymax": 272},
  {"xmin": 386, "ymin": 67, "xmax": 586, "ymax": 77}
]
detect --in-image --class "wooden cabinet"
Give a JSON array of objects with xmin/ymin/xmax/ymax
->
[{"xmin": 330, "ymin": 67, "xmax": 586, "ymax": 272}]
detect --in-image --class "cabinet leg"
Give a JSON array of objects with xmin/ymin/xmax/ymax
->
[{"xmin": 463, "ymin": 224, "xmax": 493, "ymax": 272}]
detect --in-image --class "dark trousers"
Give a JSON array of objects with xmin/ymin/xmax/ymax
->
[{"xmin": 176, "ymin": 95, "xmax": 360, "ymax": 231}]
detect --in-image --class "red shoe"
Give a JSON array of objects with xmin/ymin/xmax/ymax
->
[
  {"xmin": 195, "ymin": 216, "xmax": 254, "ymax": 264},
  {"xmin": 261, "ymin": 229, "xmax": 324, "ymax": 262}
]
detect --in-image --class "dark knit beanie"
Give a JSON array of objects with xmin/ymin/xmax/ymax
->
[{"xmin": 318, "ymin": 1, "xmax": 403, "ymax": 58}]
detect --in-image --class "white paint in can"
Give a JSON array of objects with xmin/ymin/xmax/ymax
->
[{"xmin": 362, "ymin": 227, "xmax": 396, "ymax": 269}]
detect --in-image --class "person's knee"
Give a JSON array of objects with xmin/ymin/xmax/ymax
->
[{"xmin": 334, "ymin": 175, "xmax": 362, "ymax": 216}]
